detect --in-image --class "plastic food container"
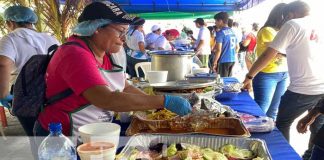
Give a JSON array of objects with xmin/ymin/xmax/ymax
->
[
  {"xmin": 77, "ymin": 142, "xmax": 116, "ymax": 160},
  {"xmin": 78, "ymin": 123, "xmax": 121, "ymax": 148}
]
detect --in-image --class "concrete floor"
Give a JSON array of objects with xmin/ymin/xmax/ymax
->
[{"xmin": 1, "ymin": 110, "xmax": 33, "ymax": 160}]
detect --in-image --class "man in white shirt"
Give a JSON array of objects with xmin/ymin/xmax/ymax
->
[
  {"xmin": 193, "ymin": 18, "xmax": 211, "ymax": 68},
  {"xmin": 242, "ymin": 1, "xmax": 324, "ymax": 158},
  {"xmin": 145, "ymin": 25, "xmax": 161, "ymax": 50}
]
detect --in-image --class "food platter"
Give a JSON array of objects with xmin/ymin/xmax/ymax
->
[
  {"xmin": 119, "ymin": 134, "xmax": 272, "ymax": 160},
  {"xmin": 126, "ymin": 117, "xmax": 250, "ymax": 137},
  {"xmin": 149, "ymin": 80, "xmax": 216, "ymax": 91}
]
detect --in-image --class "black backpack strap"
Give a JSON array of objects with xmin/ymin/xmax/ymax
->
[
  {"xmin": 43, "ymin": 41, "xmax": 86, "ymax": 107},
  {"xmin": 48, "ymin": 44, "xmax": 59, "ymax": 55},
  {"xmin": 45, "ymin": 89, "xmax": 74, "ymax": 106}
]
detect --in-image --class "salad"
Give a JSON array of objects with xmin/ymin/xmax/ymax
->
[{"xmin": 122, "ymin": 143, "xmax": 264, "ymax": 160}]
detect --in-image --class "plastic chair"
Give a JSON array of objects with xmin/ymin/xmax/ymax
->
[{"xmin": 134, "ymin": 62, "xmax": 151, "ymax": 79}]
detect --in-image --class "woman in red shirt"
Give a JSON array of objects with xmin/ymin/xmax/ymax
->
[
  {"xmin": 242, "ymin": 23, "xmax": 259, "ymax": 70},
  {"xmin": 34, "ymin": 1, "xmax": 192, "ymax": 137}
]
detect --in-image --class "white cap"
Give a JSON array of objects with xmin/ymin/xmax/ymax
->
[{"xmin": 151, "ymin": 25, "xmax": 161, "ymax": 32}]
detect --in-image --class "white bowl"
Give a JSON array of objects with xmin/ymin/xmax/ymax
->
[
  {"xmin": 78, "ymin": 123, "xmax": 121, "ymax": 148},
  {"xmin": 146, "ymin": 71, "xmax": 168, "ymax": 84},
  {"xmin": 77, "ymin": 142, "xmax": 116, "ymax": 160},
  {"xmin": 192, "ymin": 67, "xmax": 210, "ymax": 74}
]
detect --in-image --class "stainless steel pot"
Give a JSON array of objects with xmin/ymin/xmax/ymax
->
[{"xmin": 149, "ymin": 51, "xmax": 194, "ymax": 81}]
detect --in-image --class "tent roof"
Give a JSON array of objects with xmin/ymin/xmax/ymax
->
[{"xmin": 115, "ymin": 0, "xmax": 266, "ymax": 13}]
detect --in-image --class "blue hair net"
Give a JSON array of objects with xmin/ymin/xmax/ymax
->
[
  {"xmin": 72, "ymin": 19, "xmax": 112, "ymax": 36},
  {"xmin": 4, "ymin": 6, "xmax": 38, "ymax": 23}
]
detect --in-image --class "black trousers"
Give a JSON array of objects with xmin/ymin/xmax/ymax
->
[
  {"xmin": 217, "ymin": 62, "xmax": 235, "ymax": 77},
  {"xmin": 17, "ymin": 116, "xmax": 37, "ymax": 136},
  {"xmin": 16, "ymin": 116, "xmax": 38, "ymax": 159}
]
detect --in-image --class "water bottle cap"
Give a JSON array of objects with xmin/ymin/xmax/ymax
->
[{"xmin": 49, "ymin": 123, "xmax": 62, "ymax": 132}]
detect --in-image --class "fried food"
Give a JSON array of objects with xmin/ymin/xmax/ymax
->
[{"xmin": 147, "ymin": 109, "xmax": 177, "ymax": 120}]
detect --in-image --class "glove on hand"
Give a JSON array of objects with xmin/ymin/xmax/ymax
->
[
  {"xmin": 0, "ymin": 94, "xmax": 13, "ymax": 109},
  {"xmin": 164, "ymin": 95, "xmax": 192, "ymax": 116}
]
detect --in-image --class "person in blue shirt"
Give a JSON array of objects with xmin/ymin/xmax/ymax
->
[{"xmin": 212, "ymin": 12, "xmax": 239, "ymax": 77}]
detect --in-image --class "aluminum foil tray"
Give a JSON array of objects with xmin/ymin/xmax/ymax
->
[
  {"xmin": 126, "ymin": 117, "xmax": 250, "ymax": 137},
  {"xmin": 120, "ymin": 134, "xmax": 272, "ymax": 160}
]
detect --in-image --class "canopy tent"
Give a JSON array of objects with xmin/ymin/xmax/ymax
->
[
  {"xmin": 115, "ymin": 0, "xmax": 267, "ymax": 13},
  {"xmin": 133, "ymin": 11, "xmax": 233, "ymax": 20},
  {"xmin": 58, "ymin": 0, "xmax": 266, "ymax": 20}
]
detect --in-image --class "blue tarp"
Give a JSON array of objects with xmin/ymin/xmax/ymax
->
[
  {"xmin": 59, "ymin": 0, "xmax": 267, "ymax": 13},
  {"xmin": 115, "ymin": 0, "xmax": 267, "ymax": 13}
]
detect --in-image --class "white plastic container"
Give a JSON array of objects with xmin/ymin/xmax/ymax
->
[
  {"xmin": 78, "ymin": 123, "xmax": 121, "ymax": 148},
  {"xmin": 146, "ymin": 71, "xmax": 168, "ymax": 83}
]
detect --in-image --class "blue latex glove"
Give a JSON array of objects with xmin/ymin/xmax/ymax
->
[
  {"xmin": 0, "ymin": 94, "xmax": 13, "ymax": 109},
  {"xmin": 164, "ymin": 95, "xmax": 192, "ymax": 116}
]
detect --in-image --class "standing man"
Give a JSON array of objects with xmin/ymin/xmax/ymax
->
[
  {"xmin": 193, "ymin": 18, "xmax": 211, "ymax": 68},
  {"xmin": 242, "ymin": 1, "xmax": 324, "ymax": 159},
  {"xmin": 213, "ymin": 12, "xmax": 239, "ymax": 77},
  {"xmin": 145, "ymin": 25, "xmax": 161, "ymax": 50}
]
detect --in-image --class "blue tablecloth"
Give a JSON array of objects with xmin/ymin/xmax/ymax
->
[
  {"xmin": 219, "ymin": 77, "xmax": 301, "ymax": 160},
  {"xmin": 116, "ymin": 77, "xmax": 301, "ymax": 160}
]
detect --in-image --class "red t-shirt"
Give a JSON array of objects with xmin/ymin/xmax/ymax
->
[
  {"xmin": 38, "ymin": 36, "xmax": 113, "ymax": 135},
  {"xmin": 246, "ymin": 33, "xmax": 257, "ymax": 53}
]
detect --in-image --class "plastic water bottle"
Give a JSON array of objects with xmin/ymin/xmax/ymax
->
[{"xmin": 38, "ymin": 123, "xmax": 77, "ymax": 160}]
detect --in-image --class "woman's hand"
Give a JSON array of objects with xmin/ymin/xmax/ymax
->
[
  {"xmin": 164, "ymin": 95, "xmax": 192, "ymax": 116},
  {"xmin": 242, "ymin": 78, "xmax": 253, "ymax": 92}
]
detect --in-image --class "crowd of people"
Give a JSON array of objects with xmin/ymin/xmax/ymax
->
[{"xmin": 0, "ymin": 0, "xmax": 323, "ymax": 160}]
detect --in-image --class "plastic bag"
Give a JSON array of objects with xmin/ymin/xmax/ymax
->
[{"xmin": 238, "ymin": 113, "xmax": 275, "ymax": 133}]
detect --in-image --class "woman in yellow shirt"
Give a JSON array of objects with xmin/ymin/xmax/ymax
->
[{"xmin": 249, "ymin": 3, "xmax": 289, "ymax": 120}]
